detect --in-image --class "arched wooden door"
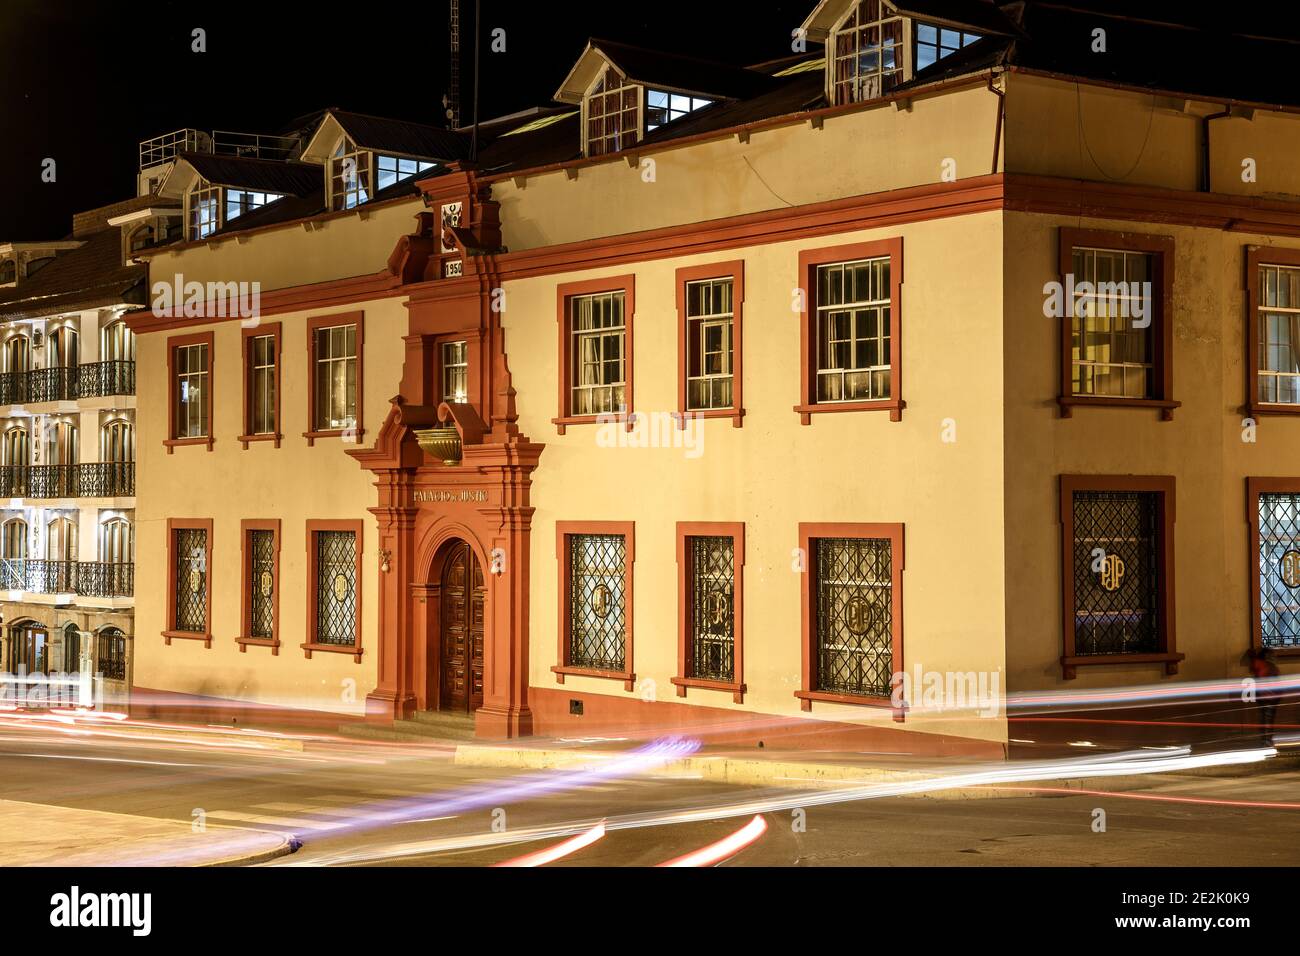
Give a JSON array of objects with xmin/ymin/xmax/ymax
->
[{"xmin": 439, "ymin": 541, "xmax": 484, "ymax": 713}]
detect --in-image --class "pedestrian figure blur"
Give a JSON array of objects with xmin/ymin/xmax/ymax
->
[{"xmin": 1243, "ymin": 647, "xmax": 1280, "ymax": 747}]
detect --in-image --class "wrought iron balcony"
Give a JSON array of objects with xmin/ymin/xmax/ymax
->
[
  {"xmin": 0, "ymin": 560, "xmax": 133, "ymax": 598},
  {"xmin": 0, "ymin": 361, "xmax": 136, "ymax": 406},
  {"xmin": 0, "ymin": 463, "xmax": 134, "ymax": 499}
]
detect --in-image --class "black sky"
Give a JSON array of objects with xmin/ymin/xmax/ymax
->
[{"xmin": 0, "ymin": 0, "xmax": 814, "ymax": 239}]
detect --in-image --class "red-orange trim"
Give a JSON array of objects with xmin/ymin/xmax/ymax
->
[
  {"xmin": 1246, "ymin": 477, "xmax": 1300, "ymax": 659},
  {"xmin": 303, "ymin": 311, "xmax": 365, "ymax": 446},
  {"xmin": 237, "ymin": 518, "xmax": 281, "ymax": 654},
  {"xmin": 239, "ymin": 322, "xmax": 283, "ymax": 448},
  {"xmin": 552, "ymin": 276, "xmax": 635, "ymax": 435},
  {"xmin": 1244, "ymin": 246, "xmax": 1300, "ymax": 419},
  {"xmin": 553, "ymin": 521, "xmax": 635, "ymax": 690},
  {"xmin": 163, "ymin": 517, "xmax": 213, "ymax": 648},
  {"xmin": 672, "ymin": 522, "xmax": 745, "ymax": 703},
  {"xmin": 164, "ymin": 331, "xmax": 214, "ymax": 453},
  {"xmin": 795, "ymin": 238, "xmax": 904, "ymax": 424},
  {"xmin": 303, "ymin": 519, "xmax": 364, "ymax": 663},
  {"xmin": 674, "ymin": 261, "xmax": 745, "ymax": 429},
  {"xmin": 796, "ymin": 522, "xmax": 905, "ymax": 718},
  {"xmin": 1057, "ymin": 228, "xmax": 1179, "ymax": 420},
  {"xmin": 1059, "ymin": 475, "xmax": 1182, "ymax": 679}
]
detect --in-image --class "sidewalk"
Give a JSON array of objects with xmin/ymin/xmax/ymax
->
[{"xmin": 0, "ymin": 799, "xmax": 294, "ymax": 866}]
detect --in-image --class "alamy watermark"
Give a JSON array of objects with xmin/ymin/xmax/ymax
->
[
  {"xmin": 151, "ymin": 273, "xmax": 261, "ymax": 327},
  {"xmin": 1042, "ymin": 273, "xmax": 1152, "ymax": 328},
  {"xmin": 890, "ymin": 664, "xmax": 1002, "ymax": 718},
  {"xmin": 596, "ymin": 409, "xmax": 705, "ymax": 459}
]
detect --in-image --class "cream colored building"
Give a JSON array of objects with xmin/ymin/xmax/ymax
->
[{"xmin": 124, "ymin": 2, "xmax": 1300, "ymax": 753}]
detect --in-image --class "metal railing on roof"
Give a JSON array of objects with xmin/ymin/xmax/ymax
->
[
  {"xmin": 211, "ymin": 130, "xmax": 300, "ymax": 161},
  {"xmin": 139, "ymin": 129, "xmax": 213, "ymax": 169}
]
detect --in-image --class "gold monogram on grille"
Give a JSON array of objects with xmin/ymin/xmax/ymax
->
[
  {"xmin": 846, "ymin": 597, "xmax": 875, "ymax": 636},
  {"xmin": 260, "ymin": 570, "xmax": 273, "ymax": 598},
  {"xmin": 188, "ymin": 569, "xmax": 201, "ymax": 594},
  {"xmin": 333, "ymin": 573, "xmax": 348, "ymax": 602},
  {"xmin": 590, "ymin": 583, "xmax": 612, "ymax": 618},
  {"xmin": 1100, "ymin": 554, "xmax": 1125, "ymax": 592},
  {"xmin": 1281, "ymin": 550, "xmax": 1300, "ymax": 589},
  {"xmin": 706, "ymin": 590, "xmax": 730, "ymax": 627}
]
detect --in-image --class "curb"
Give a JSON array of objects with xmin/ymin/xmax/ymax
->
[
  {"xmin": 203, "ymin": 833, "xmax": 299, "ymax": 867},
  {"xmin": 88, "ymin": 723, "xmax": 306, "ymax": 752}
]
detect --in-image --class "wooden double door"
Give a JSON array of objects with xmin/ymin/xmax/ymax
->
[{"xmin": 439, "ymin": 541, "xmax": 484, "ymax": 712}]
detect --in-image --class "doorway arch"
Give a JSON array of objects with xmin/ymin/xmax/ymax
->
[{"xmin": 422, "ymin": 536, "xmax": 486, "ymax": 714}]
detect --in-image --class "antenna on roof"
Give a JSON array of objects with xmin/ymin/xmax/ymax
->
[
  {"xmin": 470, "ymin": 0, "xmax": 481, "ymax": 161},
  {"xmin": 444, "ymin": 0, "xmax": 461, "ymax": 129}
]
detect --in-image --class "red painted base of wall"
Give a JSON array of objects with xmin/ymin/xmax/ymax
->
[
  {"xmin": 527, "ymin": 686, "xmax": 1007, "ymax": 758},
  {"xmin": 130, "ymin": 686, "xmax": 365, "ymax": 733}
]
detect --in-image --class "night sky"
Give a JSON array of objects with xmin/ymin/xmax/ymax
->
[{"xmin": 0, "ymin": 0, "xmax": 813, "ymax": 239}]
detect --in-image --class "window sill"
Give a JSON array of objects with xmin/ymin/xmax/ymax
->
[
  {"xmin": 303, "ymin": 429, "xmax": 365, "ymax": 447},
  {"xmin": 672, "ymin": 408, "xmax": 745, "ymax": 429},
  {"xmin": 551, "ymin": 414, "xmax": 635, "ymax": 436},
  {"xmin": 238, "ymin": 433, "xmax": 282, "ymax": 449},
  {"xmin": 1058, "ymin": 396, "xmax": 1181, "ymax": 421},
  {"xmin": 1245, "ymin": 401, "xmax": 1300, "ymax": 419},
  {"xmin": 301, "ymin": 641, "xmax": 363, "ymax": 663},
  {"xmin": 552, "ymin": 664, "xmax": 635, "ymax": 691},
  {"xmin": 163, "ymin": 437, "xmax": 213, "ymax": 454},
  {"xmin": 671, "ymin": 676, "xmax": 745, "ymax": 704},
  {"xmin": 795, "ymin": 689, "xmax": 903, "ymax": 721},
  {"xmin": 1061, "ymin": 651, "xmax": 1184, "ymax": 680},
  {"xmin": 236, "ymin": 636, "xmax": 280, "ymax": 655},
  {"xmin": 1260, "ymin": 646, "xmax": 1300, "ymax": 658},
  {"xmin": 163, "ymin": 630, "xmax": 212, "ymax": 648},
  {"xmin": 794, "ymin": 398, "xmax": 904, "ymax": 425}
]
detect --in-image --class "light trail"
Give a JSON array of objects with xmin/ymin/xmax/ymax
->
[
  {"xmin": 657, "ymin": 815, "xmax": 767, "ymax": 867},
  {"xmin": 494, "ymin": 821, "xmax": 607, "ymax": 867},
  {"xmin": 992, "ymin": 786, "xmax": 1300, "ymax": 810}
]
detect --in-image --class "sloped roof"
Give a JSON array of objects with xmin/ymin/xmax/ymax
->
[
  {"xmin": 182, "ymin": 153, "xmax": 321, "ymax": 196},
  {"xmin": 555, "ymin": 39, "xmax": 776, "ymax": 104},
  {"xmin": 331, "ymin": 110, "xmax": 473, "ymax": 161},
  {"xmin": 0, "ymin": 229, "xmax": 145, "ymax": 320}
]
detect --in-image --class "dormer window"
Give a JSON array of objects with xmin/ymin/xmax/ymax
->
[
  {"xmin": 914, "ymin": 23, "xmax": 980, "ymax": 71},
  {"xmin": 0, "ymin": 260, "xmax": 14, "ymax": 284},
  {"xmin": 376, "ymin": 155, "xmax": 437, "ymax": 191},
  {"xmin": 189, "ymin": 181, "xmax": 220, "ymax": 239},
  {"xmin": 586, "ymin": 66, "xmax": 640, "ymax": 157},
  {"xmin": 645, "ymin": 90, "xmax": 713, "ymax": 133},
  {"xmin": 330, "ymin": 136, "xmax": 370, "ymax": 210},
  {"xmin": 225, "ymin": 189, "xmax": 284, "ymax": 223},
  {"xmin": 831, "ymin": 0, "xmax": 905, "ymax": 105}
]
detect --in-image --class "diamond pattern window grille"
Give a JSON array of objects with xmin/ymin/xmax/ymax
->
[
  {"xmin": 97, "ymin": 629, "xmax": 127, "ymax": 681},
  {"xmin": 815, "ymin": 537, "xmax": 893, "ymax": 697},
  {"xmin": 249, "ymin": 530, "xmax": 274, "ymax": 638},
  {"xmin": 568, "ymin": 533, "xmax": 626, "ymax": 671},
  {"xmin": 1072, "ymin": 491, "xmax": 1160, "ymax": 655},
  {"xmin": 315, "ymin": 531, "xmax": 357, "ymax": 646},
  {"xmin": 173, "ymin": 528, "xmax": 207, "ymax": 632},
  {"xmin": 689, "ymin": 535, "xmax": 734, "ymax": 682},
  {"xmin": 1258, "ymin": 492, "xmax": 1300, "ymax": 649}
]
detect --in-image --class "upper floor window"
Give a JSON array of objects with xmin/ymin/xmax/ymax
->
[
  {"xmin": 831, "ymin": 0, "xmax": 905, "ymax": 105},
  {"xmin": 225, "ymin": 189, "xmax": 284, "ymax": 223},
  {"xmin": 376, "ymin": 155, "xmax": 436, "ymax": 191},
  {"xmin": 586, "ymin": 67, "xmax": 639, "ymax": 157},
  {"xmin": 312, "ymin": 323, "xmax": 358, "ymax": 432},
  {"xmin": 816, "ymin": 257, "xmax": 892, "ymax": 403},
  {"xmin": 189, "ymin": 181, "xmax": 220, "ymax": 239},
  {"xmin": 249, "ymin": 333, "xmax": 277, "ymax": 435},
  {"xmin": 3, "ymin": 333, "xmax": 30, "ymax": 374},
  {"xmin": 0, "ymin": 260, "xmax": 14, "ymax": 284},
  {"xmin": 1256, "ymin": 263, "xmax": 1300, "ymax": 405},
  {"xmin": 914, "ymin": 23, "xmax": 980, "ymax": 72},
  {"xmin": 330, "ymin": 137, "xmax": 370, "ymax": 210},
  {"xmin": 441, "ymin": 340, "xmax": 468, "ymax": 404},
  {"xmin": 3, "ymin": 517, "xmax": 27, "ymax": 560},
  {"xmin": 173, "ymin": 341, "xmax": 210, "ymax": 439},
  {"xmin": 645, "ymin": 90, "xmax": 713, "ymax": 132},
  {"xmin": 2, "ymin": 426, "xmax": 28, "ymax": 466},
  {"xmin": 685, "ymin": 277, "xmax": 734, "ymax": 411},
  {"xmin": 101, "ymin": 420, "xmax": 134, "ymax": 464},
  {"xmin": 570, "ymin": 291, "xmax": 626, "ymax": 417},
  {"xmin": 48, "ymin": 325, "xmax": 78, "ymax": 369},
  {"xmin": 101, "ymin": 517, "xmax": 133, "ymax": 565},
  {"xmin": 101, "ymin": 319, "xmax": 135, "ymax": 364}
]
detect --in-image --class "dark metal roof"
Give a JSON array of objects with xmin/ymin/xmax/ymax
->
[
  {"xmin": 0, "ymin": 229, "xmax": 145, "ymax": 320},
  {"xmin": 182, "ymin": 153, "xmax": 322, "ymax": 196},
  {"xmin": 893, "ymin": 0, "xmax": 1021, "ymax": 36},
  {"xmin": 330, "ymin": 110, "xmax": 474, "ymax": 161},
  {"xmin": 592, "ymin": 39, "xmax": 778, "ymax": 99}
]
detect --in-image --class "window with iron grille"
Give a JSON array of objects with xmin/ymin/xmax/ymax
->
[
  {"xmin": 174, "ymin": 343, "xmax": 209, "ymax": 438},
  {"xmin": 249, "ymin": 334, "xmax": 276, "ymax": 435},
  {"xmin": 815, "ymin": 537, "xmax": 893, "ymax": 697},
  {"xmin": 173, "ymin": 527, "xmax": 207, "ymax": 632},
  {"xmin": 1070, "ymin": 247, "xmax": 1154, "ymax": 399},
  {"xmin": 685, "ymin": 279, "xmax": 734, "ymax": 411},
  {"xmin": 569, "ymin": 292, "xmax": 625, "ymax": 417},
  {"xmin": 313, "ymin": 324, "xmax": 357, "ymax": 431},
  {"xmin": 816, "ymin": 257, "xmax": 891, "ymax": 403},
  {"xmin": 1256, "ymin": 265, "xmax": 1300, "ymax": 405},
  {"xmin": 568, "ymin": 533, "xmax": 627, "ymax": 670},
  {"xmin": 63, "ymin": 623, "xmax": 80, "ymax": 672},
  {"xmin": 249, "ymin": 529, "xmax": 275, "ymax": 639},
  {"xmin": 687, "ymin": 535, "xmax": 734, "ymax": 682},
  {"xmin": 96, "ymin": 629, "xmax": 126, "ymax": 681},
  {"xmin": 1071, "ymin": 491, "xmax": 1160, "ymax": 655},
  {"xmin": 1257, "ymin": 491, "xmax": 1300, "ymax": 649},
  {"xmin": 315, "ymin": 531, "xmax": 357, "ymax": 646}
]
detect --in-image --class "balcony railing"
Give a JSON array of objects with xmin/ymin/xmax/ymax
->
[
  {"xmin": 0, "ymin": 560, "xmax": 133, "ymax": 598},
  {"xmin": 0, "ymin": 361, "xmax": 136, "ymax": 405},
  {"xmin": 0, "ymin": 463, "xmax": 134, "ymax": 499}
]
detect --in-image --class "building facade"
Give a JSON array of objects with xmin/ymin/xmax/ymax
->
[{"xmin": 124, "ymin": 1, "xmax": 1300, "ymax": 752}]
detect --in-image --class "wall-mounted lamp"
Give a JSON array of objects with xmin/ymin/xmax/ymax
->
[{"xmin": 379, "ymin": 549, "xmax": 392, "ymax": 573}]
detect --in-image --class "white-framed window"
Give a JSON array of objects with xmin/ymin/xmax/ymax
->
[
  {"xmin": 249, "ymin": 334, "xmax": 276, "ymax": 435},
  {"xmin": 830, "ymin": 0, "xmax": 906, "ymax": 105},
  {"xmin": 914, "ymin": 22, "xmax": 980, "ymax": 71},
  {"xmin": 570, "ymin": 292, "xmax": 626, "ymax": 416},
  {"xmin": 188, "ymin": 180, "xmax": 220, "ymax": 239},
  {"xmin": 645, "ymin": 90, "xmax": 713, "ymax": 132},
  {"xmin": 101, "ymin": 517, "xmax": 133, "ymax": 565},
  {"xmin": 585, "ymin": 67, "xmax": 640, "ymax": 157},
  {"xmin": 225, "ymin": 189, "xmax": 284, "ymax": 223},
  {"xmin": 376, "ymin": 155, "xmax": 437, "ymax": 191},
  {"xmin": 330, "ymin": 137, "xmax": 371, "ymax": 210},
  {"xmin": 815, "ymin": 257, "xmax": 892, "ymax": 402},
  {"xmin": 1071, "ymin": 246, "xmax": 1154, "ymax": 400},
  {"xmin": 174, "ymin": 343, "xmax": 209, "ymax": 438},
  {"xmin": 1257, "ymin": 264, "xmax": 1300, "ymax": 405},
  {"xmin": 685, "ymin": 278, "xmax": 734, "ymax": 410},
  {"xmin": 441, "ymin": 340, "xmax": 468, "ymax": 404},
  {"xmin": 313, "ymin": 324, "xmax": 358, "ymax": 431}
]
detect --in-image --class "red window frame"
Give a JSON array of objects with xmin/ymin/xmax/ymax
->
[
  {"xmin": 239, "ymin": 322, "xmax": 282, "ymax": 448},
  {"xmin": 237, "ymin": 518, "xmax": 281, "ymax": 654},
  {"xmin": 304, "ymin": 311, "xmax": 365, "ymax": 446},
  {"xmin": 552, "ymin": 276, "xmax": 635, "ymax": 434},
  {"xmin": 163, "ymin": 517, "xmax": 213, "ymax": 647},
  {"xmin": 675, "ymin": 261, "xmax": 745, "ymax": 428},
  {"xmin": 552, "ymin": 521, "xmax": 636, "ymax": 689},
  {"xmin": 164, "ymin": 331, "xmax": 215, "ymax": 452},
  {"xmin": 1244, "ymin": 245, "xmax": 1300, "ymax": 419},
  {"xmin": 303, "ymin": 519, "xmax": 365, "ymax": 663},
  {"xmin": 672, "ymin": 522, "xmax": 745, "ymax": 702}
]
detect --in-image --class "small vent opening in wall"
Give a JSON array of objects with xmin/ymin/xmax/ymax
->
[{"xmin": 569, "ymin": 699, "xmax": 583, "ymax": 716}]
